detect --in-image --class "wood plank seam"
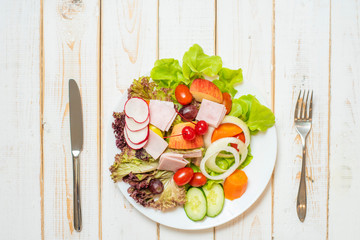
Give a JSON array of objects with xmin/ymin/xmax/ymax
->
[
  {"xmin": 39, "ymin": 0, "xmax": 45, "ymax": 239},
  {"xmin": 99, "ymin": 0, "xmax": 103, "ymax": 239},
  {"xmin": 326, "ymin": 0, "xmax": 332, "ymax": 239}
]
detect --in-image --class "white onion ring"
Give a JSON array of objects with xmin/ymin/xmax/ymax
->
[{"xmin": 200, "ymin": 137, "xmax": 249, "ymax": 180}]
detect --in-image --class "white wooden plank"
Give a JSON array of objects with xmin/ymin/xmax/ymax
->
[
  {"xmin": 0, "ymin": 1, "xmax": 42, "ymax": 239},
  {"xmin": 101, "ymin": 0, "xmax": 159, "ymax": 239},
  {"xmin": 273, "ymin": 0, "xmax": 329, "ymax": 239},
  {"xmin": 43, "ymin": 0, "xmax": 100, "ymax": 238},
  {"xmin": 329, "ymin": 1, "xmax": 360, "ymax": 239},
  {"xmin": 158, "ymin": 0, "xmax": 215, "ymax": 238},
  {"xmin": 215, "ymin": 0, "xmax": 273, "ymax": 238}
]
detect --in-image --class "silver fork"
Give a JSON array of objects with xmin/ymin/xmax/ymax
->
[{"xmin": 294, "ymin": 90, "xmax": 313, "ymax": 222}]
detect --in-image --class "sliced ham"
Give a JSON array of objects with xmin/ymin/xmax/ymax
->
[
  {"xmin": 144, "ymin": 130, "xmax": 168, "ymax": 160},
  {"xmin": 164, "ymin": 111, "xmax": 177, "ymax": 132},
  {"xmin": 196, "ymin": 99, "xmax": 227, "ymax": 128},
  {"xmin": 182, "ymin": 149, "xmax": 203, "ymax": 158},
  {"xmin": 157, "ymin": 152, "xmax": 189, "ymax": 172},
  {"xmin": 149, "ymin": 100, "xmax": 177, "ymax": 131}
]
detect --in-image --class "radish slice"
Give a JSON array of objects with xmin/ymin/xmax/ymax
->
[
  {"xmin": 124, "ymin": 97, "xmax": 149, "ymax": 123},
  {"xmin": 125, "ymin": 125, "xmax": 149, "ymax": 144},
  {"xmin": 124, "ymin": 128, "xmax": 148, "ymax": 150},
  {"xmin": 125, "ymin": 116, "xmax": 150, "ymax": 131}
]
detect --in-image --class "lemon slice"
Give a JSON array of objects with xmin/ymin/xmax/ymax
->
[{"xmin": 149, "ymin": 124, "xmax": 163, "ymax": 138}]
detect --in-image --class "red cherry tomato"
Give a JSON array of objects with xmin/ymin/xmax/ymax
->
[
  {"xmin": 222, "ymin": 92, "xmax": 232, "ymax": 115},
  {"xmin": 182, "ymin": 126, "xmax": 196, "ymax": 141},
  {"xmin": 230, "ymin": 132, "xmax": 246, "ymax": 151},
  {"xmin": 173, "ymin": 167, "xmax": 194, "ymax": 186},
  {"xmin": 175, "ymin": 84, "xmax": 193, "ymax": 105},
  {"xmin": 189, "ymin": 172, "xmax": 207, "ymax": 187},
  {"xmin": 195, "ymin": 120, "xmax": 208, "ymax": 135}
]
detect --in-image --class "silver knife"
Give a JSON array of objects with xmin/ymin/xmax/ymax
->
[{"xmin": 69, "ymin": 79, "xmax": 83, "ymax": 232}]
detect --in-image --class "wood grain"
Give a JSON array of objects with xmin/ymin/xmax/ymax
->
[
  {"xmin": 272, "ymin": 0, "xmax": 330, "ymax": 238},
  {"xmin": 215, "ymin": 0, "xmax": 273, "ymax": 238},
  {"xmin": 42, "ymin": 0, "xmax": 100, "ymax": 238},
  {"xmin": 0, "ymin": 1, "xmax": 42, "ymax": 239},
  {"xmin": 329, "ymin": 0, "xmax": 360, "ymax": 239},
  {"xmin": 157, "ymin": 0, "xmax": 215, "ymax": 238},
  {"xmin": 101, "ymin": 0, "xmax": 158, "ymax": 239}
]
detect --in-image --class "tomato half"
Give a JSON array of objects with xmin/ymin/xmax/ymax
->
[
  {"xmin": 175, "ymin": 84, "xmax": 193, "ymax": 105},
  {"xmin": 173, "ymin": 167, "xmax": 194, "ymax": 186},
  {"xmin": 222, "ymin": 92, "xmax": 232, "ymax": 114},
  {"xmin": 189, "ymin": 172, "xmax": 207, "ymax": 187},
  {"xmin": 230, "ymin": 132, "xmax": 245, "ymax": 151}
]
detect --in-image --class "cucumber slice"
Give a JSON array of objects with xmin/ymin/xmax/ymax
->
[
  {"xmin": 184, "ymin": 188, "xmax": 207, "ymax": 221},
  {"xmin": 202, "ymin": 183, "xmax": 225, "ymax": 217}
]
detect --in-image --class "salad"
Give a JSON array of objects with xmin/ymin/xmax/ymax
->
[{"xmin": 110, "ymin": 44, "xmax": 275, "ymax": 221}]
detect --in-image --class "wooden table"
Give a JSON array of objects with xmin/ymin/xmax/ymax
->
[{"xmin": 1, "ymin": 0, "xmax": 359, "ymax": 239}]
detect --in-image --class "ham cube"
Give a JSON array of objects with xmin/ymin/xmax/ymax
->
[
  {"xmin": 196, "ymin": 99, "xmax": 227, "ymax": 128},
  {"xmin": 149, "ymin": 100, "xmax": 177, "ymax": 131},
  {"xmin": 144, "ymin": 130, "xmax": 168, "ymax": 160}
]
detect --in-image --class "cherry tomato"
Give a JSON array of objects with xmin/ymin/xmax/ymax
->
[
  {"xmin": 182, "ymin": 126, "xmax": 196, "ymax": 141},
  {"xmin": 189, "ymin": 172, "xmax": 207, "ymax": 187},
  {"xmin": 195, "ymin": 120, "xmax": 208, "ymax": 135},
  {"xmin": 230, "ymin": 132, "xmax": 246, "ymax": 151},
  {"xmin": 222, "ymin": 92, "xmax": 232, "ymax": 115},
  {"xmin": 175, "ymin": 84, "xmax": 193, "ymax": 105},
  {"xmin": 173, "ymin": 167, "xmax": 194, "ymax": 186}
]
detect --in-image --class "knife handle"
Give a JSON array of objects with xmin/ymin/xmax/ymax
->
[{"xmin": 73, "ymin": 155, "xmax": 82, "ymax": 232}]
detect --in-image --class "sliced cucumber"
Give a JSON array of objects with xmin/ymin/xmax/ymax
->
[
  {"xmin": 184, "ymin": 188, "xmax": 207, "ymax": 221},
  {"xmin": 202, "ymin": 183, "xmax": 225, "ymax": 217}
]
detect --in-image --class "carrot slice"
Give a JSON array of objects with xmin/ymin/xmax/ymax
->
[
  {"xmin": 223, "ymin": 170, "xmax": 248, "ymax": 200},
  {"xmin": 211, "ymin": 123, "xmax": 243, "ymax": 143}
]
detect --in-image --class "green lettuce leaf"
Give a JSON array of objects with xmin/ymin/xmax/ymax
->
[
  {"xmin": 150, "ymin": 178, "xmax": 187, "ymax": 211},
  {"xmin": 182, "ymin": 44, "xmax": 222, "ymax": 80},
  {"xmin": 213, "ymin": 67, "xmax": 243, "ymax": 97},
  {"xmin": 229, "ymin": 94, "xmax": 275, "ymax": 133},
  {"xmin": 109, "ymin": 148, "xmax": 158, "ymax": 182},
  {"xmin": 239, "ymin": 146, "xmax": 253, "ymax": 169},
  {"xmin": 150, "ymin": 58, "xmax": 189, "ymax": 87}
]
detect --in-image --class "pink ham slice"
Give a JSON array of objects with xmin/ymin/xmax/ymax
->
[
  {"xmin": 157, "ymin": 153, "xmax": 189, "ymax": 172},
  {"xmin": 149, "ymin": 100, "xmax": 177, "ymax": 131},
  {"xmin": 196, "ymin": 99, "xmax": 226, "ymax": 128},
  {"xmin": 165, "ymin": 111, "xmax": 177, "ymax": 132},
  {"xmin": 182, "ymin": 149, "xmax": 203, "ymax": 158},
  {"xmin": 144, "ymin": 130, "xmax": 168, "ymax": 160}
]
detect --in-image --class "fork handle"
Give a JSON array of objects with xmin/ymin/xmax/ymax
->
[{"xmin": 297, "ymin": 143, "xmax": 307, "ymax": 222}]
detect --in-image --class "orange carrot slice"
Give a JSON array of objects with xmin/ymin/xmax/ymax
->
[
  {"xmin": 223, "ymin": 170, "xmax": 248, "ymax": 200},
  {"xmin": 211, "ymin": 123, "xmax": 243, "ymax": 143}
]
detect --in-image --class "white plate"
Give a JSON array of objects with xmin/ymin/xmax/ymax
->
[{"xmin": 105, "ymin": 81, "xmax": 277, "ymax": 230}]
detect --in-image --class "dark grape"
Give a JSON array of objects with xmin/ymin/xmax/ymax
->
[
  {"xmin": 149, "ymin": 179, "xmax": 164, "ymax": 194},
  {"xmin": 179, "ymin": 104, "xmax": 198, "ymax": 121}
]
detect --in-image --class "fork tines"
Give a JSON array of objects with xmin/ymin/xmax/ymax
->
[{"xmin": 294, "ymin": 90, "xmax": 313, "ymax": 121}]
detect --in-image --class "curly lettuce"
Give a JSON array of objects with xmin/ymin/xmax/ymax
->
[
  {"xmin": 150, "ymin": 178, "xmax": 187, "ymax": 211},
  {"xmin": 109, "ymin": 147, "xmax": 158, "ymax": 181},
  {"xmin": 127, "ymin": 76, "xmax": 172, "ymax": 101}
]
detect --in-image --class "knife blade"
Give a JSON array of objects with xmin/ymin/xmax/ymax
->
[{"xmin": 69, "ymin": 79, "xmax": 83, "ymax": 232}]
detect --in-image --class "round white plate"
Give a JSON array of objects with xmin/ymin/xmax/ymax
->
[{"xmin": 105, "ymin": 81, "xmax": 277, "ymax": 230}]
